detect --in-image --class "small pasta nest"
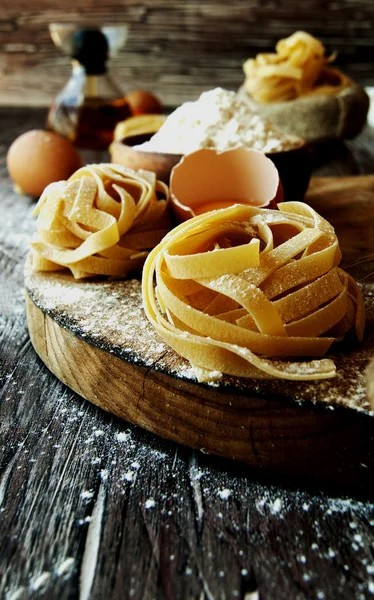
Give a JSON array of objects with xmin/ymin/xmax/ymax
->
[
  {"xmin": 142, "ymin": 202, "xmax": 365, "ymax": 382},
  {"xmin": 31, "ymin": 164, "xmax": 170, "ymax": 279},
  {"xmin": 243, "ymin": 31, "xmax": 349, "ymax": 103}
]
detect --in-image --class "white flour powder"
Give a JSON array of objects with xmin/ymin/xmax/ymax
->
[{"xmin": 136, "ymin": 88, "xmax": 297, "ymax": 154}]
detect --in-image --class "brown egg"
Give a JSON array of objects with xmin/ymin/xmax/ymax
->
[
  {"xmin": 125, "ymin": 90, "xmax": 163, "ymax": 116},
  {"xmin": 7, "ymin": 129, "xmax": 82, "ymax": 198}
]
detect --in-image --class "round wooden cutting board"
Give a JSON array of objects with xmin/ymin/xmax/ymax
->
[{"xmin": 25, "ymin": 177, "xmax": 374, "ymax": 488}]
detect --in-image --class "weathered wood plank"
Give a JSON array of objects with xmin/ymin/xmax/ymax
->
[{"xmin": 0, "ymin": 1, "xmax": 373, "ymax": 106}]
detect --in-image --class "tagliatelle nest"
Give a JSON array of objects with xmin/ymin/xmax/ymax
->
[
  {"xmin": 31, "ymin": 164, "xmax": 170, "ymax": 279},
  {"xmin": 142, "ymin": 202, "xmax": 365, "ymax": 382},
  {"xmin": 243, "ymin": 31, "xmax": 349, "ymax": 103}
]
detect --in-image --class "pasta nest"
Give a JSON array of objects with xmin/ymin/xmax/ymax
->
[
  {"xmin": 142, "ymin": 202, "xmax": 365, "ymax": 381},
  {"xmin": 243, "ymin": 31, "xmax": 349, "ymax": 103},
  {"xmin": 31, "ymin": 164, "xmax": 170, "ymax": 279}
]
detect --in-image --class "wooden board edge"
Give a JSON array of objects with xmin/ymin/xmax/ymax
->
[{"xmin": 25, "ymin": 290, "xmax": 374, "ymax": 487}]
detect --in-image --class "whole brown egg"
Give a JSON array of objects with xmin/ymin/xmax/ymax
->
[{"xmin": 7, "ymin": 129, "xmax": 82, "ymax": 198}]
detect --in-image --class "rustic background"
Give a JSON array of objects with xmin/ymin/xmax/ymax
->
[
  {"xmin": 1, "ymin": 0, "xmax": 374, "ymax": 107},
  {"xmin": 1, "ymin": 107, "xmax": 374, "ymax": 600}
]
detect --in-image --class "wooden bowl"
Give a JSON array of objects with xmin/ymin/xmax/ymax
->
[
  {"xmin": 110, "ymin": 133, "xmax": 312, "ymax": 202},
  {"xmin": 269, "ymin": 138, "xmax": 312, "ymax": 201},
  {"xmin": 110, "ymin": 134, "xmax": 182, "ymax": 184}
]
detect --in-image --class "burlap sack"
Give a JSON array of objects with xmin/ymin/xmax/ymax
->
[{"xmin": 238, "ymin": 84, "xmax": 369, "ymax": 143}]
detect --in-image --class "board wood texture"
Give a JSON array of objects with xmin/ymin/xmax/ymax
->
[{"xmin": 25, "ymin": 176, "xmax": 374, "ymax": 489}]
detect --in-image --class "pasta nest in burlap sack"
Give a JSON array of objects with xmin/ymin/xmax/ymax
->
[{"xmin": 240, "ymin": 31, "xmax": 369, "ymax": 142}]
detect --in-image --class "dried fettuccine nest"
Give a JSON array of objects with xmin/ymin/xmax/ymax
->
[
  {"xmin": 31, "ymin": 163, "xmax": 170, "ymax": 279},
  {"xmin": 142, "ymin": 202, "xmax": 365, "ymax": 382},
  {"xmin": 240, "ymin": 31, "xmax": 369, "ymax": 142},
  {"xmin": 243, "ymin": 31, "xmax": 342, "ymax": 103}
]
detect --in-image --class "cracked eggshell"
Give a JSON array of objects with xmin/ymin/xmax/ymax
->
[{"xmin": 169, "ymin": 147, "xmax": 283, "ymax": 222}]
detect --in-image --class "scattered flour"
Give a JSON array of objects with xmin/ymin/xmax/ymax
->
[
  {"xmin": 55, "ymin": 557, "xmax": 75, "ymax": 577},
  {"xmin": 99, "ymin": 469, "xmax": 108, "ymax": 482},
  {"xmin": 93, "ymin": 430, "xmax": 104, "ymax": 437},
  {"xmin": 270, "ymin": 498, "xmax": 282, "ymax": 514},
  {"xmin": 116, "ymin": 432, "xmax": 131, "ymax": 443},
  {"xmin": 81, "ymin": 490, "xmax": 94, "ymax": 501},
  {"xmin": 218, "ymin": 489, "xmax": 232, "ymax": 500},
  {"xmin": 30, "ymin": 572, "xmax": 51, "ymax": 591}
]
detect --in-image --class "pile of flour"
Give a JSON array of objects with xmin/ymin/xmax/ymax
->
[{"xmin": 135, "ymin": 88, "xmax": 297, "ymax": 154}]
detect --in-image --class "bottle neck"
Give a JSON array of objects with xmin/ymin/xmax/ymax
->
[
  {"xmin": 71, "ymin": 60, "xmax": 107, "ymax": 77},
  {"xmin": 70, "ymin": 60, "xmax": 123, "ymax": 101}
]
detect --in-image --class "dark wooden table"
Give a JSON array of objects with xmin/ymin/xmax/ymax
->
[{"xmin": 0, "ymin": 108, "xmax": 374, "ymax": 600}]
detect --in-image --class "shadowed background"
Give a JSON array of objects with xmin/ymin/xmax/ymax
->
[
  {"xmin": 1, "ymin": 4, "xmax": 374, "ymax": 600},
  {"xmin": 1, "ymin": 0, "xmax": 374, "ymax": 107}
]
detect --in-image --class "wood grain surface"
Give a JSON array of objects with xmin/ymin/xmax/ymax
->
[
  {"xmin": 1, "ymin": 108, "xmax": 374, "ymax": 600},
  {"xmin": 24, "ymin": 266, "xmax": 374, "ymax": 485},
  {"xmin": 1, "ymin": 1, "xmax": 374, "ymax": 107},
  {"xmin": 24, "ymin": 167, "xmax": 374, "ymax": 486}
]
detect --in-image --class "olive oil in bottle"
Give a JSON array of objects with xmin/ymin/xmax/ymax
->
[{"xmin": 48, "ymin": 28, "xmax": 132, "ymax": 150}]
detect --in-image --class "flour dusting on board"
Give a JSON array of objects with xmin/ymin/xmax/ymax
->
[
  {"xmin": 218, "ymin": 489, "xmax": 232, "ymax": 500},
  {"xmin": 25, "ymin": 265, "xmax": 374, "ymax": 413}
]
